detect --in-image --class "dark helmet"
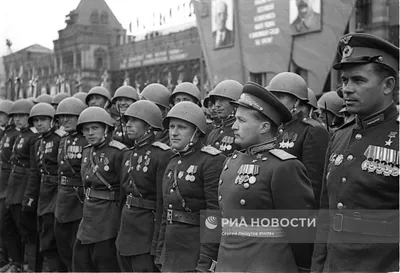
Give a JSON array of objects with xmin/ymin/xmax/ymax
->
[
  {"xmin": 10, "ymin": 99, "xmax": 34, "ymax": 116},
  {"xmin": 210, "ymin": 80, "xmax": 243, "ymax": 102},
  {"xmin": 29, "ymin": 102, "xmax": 55, "ymax": 123},
  {"xmin": 163, "ymin": 101, "xmax": 206, "ymax": 134},
  {"xmin": 111, "ymin": 85, "xmax": 139, "ymax": 104},
  {"xmin": 34, "ymin": 94, "xmax": 53, "ymax": 104},
  {"xmin": 307, "ymin": 88, "xmax": 318, "ymax": 109},
  {"xmin": 85, "ymin": 86, "xmax": 112, "ymax": 106},
  {"xmin": 73, "ymin": 92, "xmax": 88, "ymax": 104},
  {"xmin": 267, "ymin": 72, "xmax": 308, "ymax": 101},
  {"xmin": 170, "ymin": 82, "xmax": 201, "ymax": 106},
  {"xmin": 55, "ymin": 97, "xmax": 87, "ymax": 117},
  {"xmin": 52, "ymin": 93, "xmax": 71, "ymax": 106},
  {"xmin": 0, "ymin": 100, "xmax": 14, "ymax": 115},
  {"xmin": 141, "ymin": 83, "xmax": 171, "ymax": 109},
  {"xmin": 317, "ymin": 91, "xmax": 344, "ymax": 117},
  {"xmin": 124, "ymin": 100, "xmax": 162, "ymax": 130},
  {"xmin": 77, "ymin": 106, "xmax": 115, "ymax": 132}
]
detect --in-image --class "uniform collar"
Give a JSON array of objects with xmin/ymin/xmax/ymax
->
[
  {"xmin": 131, "ymin": 132, "xmax": 155, "ymax": 150},
  {"xmin": 281, "ymin": 110, "xmax": 303, "ymax": 128},
  {"xmin": 93, "ymin": 139, "xmax": 107, "ymax": 149},
  {"xmin": 246, "ymin": 138, "xmax": 277, "ymax": 155},
  {"xmin": 356, "ymin": 103, "xmax": 398, "ymax": 129},
  {"xmin": 21, "ymin": 126, "xmax": 31, "ymax": 133},
  {"xmin": 172, "ymin": 140, "xmax": 202, "ymax": 158},
  {"xmin": 219, "ymin": 115, "xmax": 236, "ymax": 128},
  {"xmin": 42, "ymin": 127, "xmax": 55, "ymax": 139}
]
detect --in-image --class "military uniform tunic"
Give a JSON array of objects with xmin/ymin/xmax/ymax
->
[
  {"xmin": 275, "ymin": 110, "xmax": 329, "ymax": 208},
  {"xmin": 312, "ymin": 103, "xmax": 399, "ymax": 272},
  {"xmin": 157, "ymin": 142, "xmax": 225, "ymax": 272},
  {"xmin": 206, "ymin": 116, "xmax": 238, "ymax": 156},
  {"xmin": 117, "ymin": 135, "xmax": 173, "ymax": 266},
  {"xmin": 0, "ymin": 124, "xmax": 19, "ymax": 199},
  {"xmin": 216, "ymin": 139, "xmax": 316, "ymax": 272},
  {"xmin": 77, "ymin": 139, "xmax": 126, "ymax": 244}
]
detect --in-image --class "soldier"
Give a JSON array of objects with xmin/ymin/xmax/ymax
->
[
  {"xmin": 338, "ymin": 104, "xmax": 354, "ymax": 124},
  {"xmin": 206, "ymin": 80, "xmax": 243, "ymax": 155},
  {"xmin": 268, "ymin": 72, "xmax": 329, "ymax": 208},
  {"xmin": 204, "ymin": 90, "xmax": 221, "ymax": 128},
  {"xmin": 22, "ymin": 103, "xmax": 67, "ymax": 271},
  {"xmin": 72, "ymin": 92, "xmax": 88, "ymax": 104},
  {"xmin": 34, "ymin": 94, "xmax": 53, "ymax": 105},
  {"xmin": 85, "ymin": 86, "xmax": 112, "ymax": 109},
  {"xmin": 317, "ymin": 91, "xmax": 345, "ymax": 134},
  {"xmin": 2, "ymin": 99, "xmax": 37, "ymax": 272},
  {"xmin": 312, "ymin": 33, "xmax": 399, "ymax": 272},
  {"xmin": 169, "ymin": 82, "xmax": 202, "ymax": 107},
  {"xmin": 51, "ymin": 93, "xmax": 71, "ymax": 111},
  {"xmin": 116, "ymin": 100, "xmax": 173, "ymax": 272},
  {"xmin": 156, "ymin": 102, "xmax": 225, "ymax": 272},
  {"xmin": 111, "ymin": 85, "xmax": 139, "ymax": 147},
  {"xmin": 141, "ymin": 83, "xmax": 171, "ymax": 144},
  {"xmin": 53, "ymin": 97, "xmax": 87, "ymax": 271},
  {"xmin": 0, "ymin": 100, "xmax": 16, "ymax": 271},
  {"xmin": 216, "ymin": 82, "xmax": 316, "ymax": 272},
  {"xmin": 73, "ymin": 107, "xmax": 126, "ymax": 272}
]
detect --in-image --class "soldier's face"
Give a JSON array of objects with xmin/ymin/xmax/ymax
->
[
  {"xmin": 32, "ymin": 116, "xmax": 52, "ymax": 134},
  {"xmin": 213, "ymin": 96, "xmax": 234, "ymax": 119},
  {"xmin": 116, "ymin": 97, "xmax": 135, "ymax": 114},
  {"xmin": 169, "ymin": 118, "xmax": 197, "ymax": 151},
  {"xmin": 13, "ymin": 114, "xmax": 29, "ymax": 129},
  {"xmin": 341, "ymin": 63, "xmax": 389, "ymax": 118},
  {"xmin": 126, "ymin": 117, "xmax": 149, "ymax": 140},
  {"xmin": 173, "ymin": 94, "xmax": 197, "ymax": 105},
  {"xmin": 232, "ymin": 106, "xmax": 263, "ymax": 148},
  {"xmin": 0, "ymin": 113, "xmax": 10, "ymax": 127},
  {"xmin": 58, "ymin": 115, "xmax": 78, "ymax": 132},
  {"xmin": 82, "ymin": 122, "xmax": 106, "ymax": 145},
  {"xmin": 318, "ymin": 109, "xmax": 335, "ymax": 126},
  {"xmin": 88, "ymin": 95, "xmax": 108, "ymax": 108}
]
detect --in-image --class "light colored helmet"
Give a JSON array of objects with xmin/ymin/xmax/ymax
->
[
  {"xmin": 307, "ymin": 88, "xmax": 318, "ymax": 109},
  {"xmin": 141, "ymin": 83, "xmax": 171, "ymax": 109},
  {"xmin": 77, "ymin": 106, "xmax": 115, "ymax": 132},
  {"xmin": 85, "ymin": 86, "xmax": 112, "ymax": 105},
  {"xmin": 10, "ymin": 99, "xmax": 34, "ymax": 115},
  {"xmin": 317, "ymin": 91, "xmax": 344, "ymax": 117},
  {"xmin": 124, "ymin": 100, "xmax": 162, "ymax": 130},
  {"xmin": 55, "ymin": 97, "xmax": 87, "ymax": 117},
  {"xmin": 170, "ymin": 82, "xmax": 201, "ymax": 106},
  {"xmin": 210, "ymin": 80, "xmax": 243, "ymax": 102},
  {"xmin": 34, "ymin": 94, "xmax": 53, "ymax": 104},
  {"xmin": 163, "ymin": 101, "xmax": 206, "ymax": 134},
  {"xmin": 73, "ymin": 92, "xmax": 88, "ymax": 104},
  {"xmin": 29, "ymin": 102, "xmax": 55, "ymax": 123},
  {"xmin": 267, "ymin": 72, "xmax": 308, "ymax": 101},
  {"xmin": 52, "ymin": 93, "xmax": 71, "ymax": 106},
  {"xmin": 0, "ymin": 100, "xmax": 14, "ymax": 115},
  {"xmin": 111, "ymin": 85, "xmax": 139, "ymax": 104}
]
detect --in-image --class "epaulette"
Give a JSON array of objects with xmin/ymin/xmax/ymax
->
[
  {"xmin": 337, "ymin": 116, "xmax": 356, "ymax": 130},
  {"xmin": 152, "ymin": 141, "xmax": 171, "ymax": 151},
  {"xmin": 30, "ymin": 127, "xmax": 38, "ymax": 134},
  {"xmin": 269, "ymin": 149, "xmax": 297, "ymax": 160},
  {"xmin": 201, "ymin": 145, "xmax": 222, "ymax": 156},
  {"xmin": 109, "ymin": 140, "xmax": 126, "ymax": 150},
  {"xmin": 54, "ymin": 128, "xmax": 67, "ymax": 137},
  {"xmin": 301, "ymin": 117, "xmax": 323, "ymax": 127}
]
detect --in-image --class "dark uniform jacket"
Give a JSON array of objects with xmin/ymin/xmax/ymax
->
[
  {"xmin": 77, "ymin": 139, "xmax": 126, "ymax": 244},
  {"xmin": 116, "ymin": 134, "xmax": 173, "ymax": 256},
  {"xmin": 312, "ymin": 103, "xmax": 399, "ymax": 273},
  {"xmin": 0, "ymin": 124, "xmax": 19, "ymax": 199},
  {"xmin": 55, "ymin": 131, "xmax": 88, "ymax": 223},
  {"xmin": 113, "ymin": 119, "xmax": 135, "ymax": 148},
  {"xmin": 216, "ymin": 139, "xmax": 316, "ymax": 272},
  {"xmin": 156, "ymin": 142, "xmax": 225, "ymax": 272},
  {"xmin": 23, "ymin": 128, "xmax": 65, "ymax": 215},
  {"xmin": 6, "ymin": 126, "xmax": 37, "ymax": 205},
  {"xmin": 276, "ymin": 110, "xmax": 329, "ymax": 208},
  {"xmin": 206, "ymin": 116, "xmax": 238, "ymax": 156}
]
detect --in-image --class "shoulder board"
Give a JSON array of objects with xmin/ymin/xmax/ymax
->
[
  {"xmin": 301, "ymin": 117, "xmax": 322, "ymax": 127},
  {"xmin": 30, "ymin": 127, "xmax": 38, "ymax": 134},
  {"xmin": 54, "ymin": 128, "xmax": 67, "ymax": 137},
  {"xmin": 269, "ymin": 149, "xmax": 297, "ymax": 160},
  {"xmin": 152, "ymin": 141, "xmax": 171, "ymax": 151},
  {"xmin": 201, "ymin": 145, "xmax": 222, "ymax": 156},
  {"xmin": 337, "ymin": 116, "xmax": 356, "ymax": 130},
  {"xmin": 109, "ymin": 140, "xmax": 126, "ymax": 150}
]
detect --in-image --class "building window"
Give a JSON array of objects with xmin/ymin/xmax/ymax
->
[
  {"xmin": 91, "ymin": 10, "xmax": 99, "ymax": 24},
  {"xmin": 100, "ymin": 11, "xmax": 108, "ymax": 24}
]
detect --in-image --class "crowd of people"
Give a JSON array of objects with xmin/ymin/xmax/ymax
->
[{"xmin": 0, "ymin": 32, "xmax": 398, "ymax": 273}]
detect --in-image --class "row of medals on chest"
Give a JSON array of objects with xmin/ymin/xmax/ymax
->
[
  {"xmin": 126, "ymin": 150, "xmax": 151, "ymax": 173},
  {"xmin": 166, "ymin": 162, "xmax": 198, "ymax": 182},
  {"xmin": 217, "ymin": 135, "xmax": 234, "ymax": 151},
  {"xmin": 66, "ymin": 138, "xmax": 82, "ymax": 160},
  {"xmin": 235, "ymin": 163, "xmax": 260, "ymax": 188},
  {"xmin": 329, "ymin": 145, "xmax": 399, "ymax": 177}
]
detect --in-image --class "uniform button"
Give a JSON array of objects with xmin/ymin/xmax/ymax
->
[
  {"xmin": 337, "ymin": 202, "xmax": 344, "ymax": 209},
  {"xmin": 347, "ymin": 155, "xmax": 354, "ymax": 161},
  {"xmin": 219, "ymin": 179, "xmax": 223, "ymax": 185},
  {"xmin": 168, "ymin": 204, "xmax": 172, "ymax": 209},
  {"xmin": 240, "ymin": 199, "xmax": 246, "ymax": 205},
  {"xmin": 218, "ymin": 196, "xmax": 222, "ymax": 201},
  {"xmin": 60, "ymin": 172, "xmax": 63, "ymax": 175},
  {"xmin": 355, "ymin": 134, "xmax": 362, "ymax": 140},
  {"xmin": 169, "ymin": 189, "xmax": 174, "ymax": 193},
  {"xmin": 232, "ymin": 154, "xmax": 237, "ymax": 159},
  {"xmin": 178, "ymin": 160, "xmax": 182, "ymax": 164},
  {"xmin": 278, "ymin": 129, "xmax": 283, "ymax": 134},
  {"xmin": 67, "ymin": 140, "xmax": 70, "ymax": 144},
  {"xmin": 302, "ymin": 118, "xmax": 307, "ymax": 121},
  {"xmin": 215, "ymin": 142, "xmax": 220, "ymax": 147},
  {"xmin": 60, "ymin": 161, "xmax": 64, "ymax": 164},
  {"xmin": 243, "ymin": 183, "xmax": 249, "ymax": 189},
  {"xmin": 86, "ymin": 175, "xmax": 89, "ymax": 179},
  {"xmin": 93, "ymin": 152, "xmax": 96, "ymax": 156},
  {"xmin": 220, "ymin": 130, "xmax": 224, "ymax": 134},
  {"xmin": 341, "ymin": 177, "xmax": 347, "ymax": 183}
]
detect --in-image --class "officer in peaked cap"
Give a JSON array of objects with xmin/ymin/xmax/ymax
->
[
  {"xmin": 216, "ymin": 82, "xmax": 316, "ymax": 272},
  {"xmin": 312, "ymin": 33, "xmax": 400, "ymax": 273}
]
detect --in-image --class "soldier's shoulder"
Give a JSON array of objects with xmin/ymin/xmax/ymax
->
[
  {"xmin": 54, "ymin": 128, "xmax": 67, "ymax": 137},
  {"xmin": 109, "ymin": 140, "xmax": 127, "ymax": 150},
  {"xmin": 269, "ymin": 148, "xmax": 297, "ymax": 161},
  {"xmin": 337, "ymin": 116, "xmax": 356, "ymax": 130},
  {"xmin": 301, "ymin": 117, "xmax": 324, "ymax": 128},
  {"xmin": 152, "ymin": 141, "xmax": 171, "ymax": 151},
  {"xmin": 201, "ymin": 145, "xmax": 222, "ymax": 156},
  {"xmin": 30, "ymin": 127, "xmax": 38, "ymax": 134}
]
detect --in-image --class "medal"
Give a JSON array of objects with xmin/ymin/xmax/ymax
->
[
  {"xmin": 361, "ymin": 160, "xmax": 370, "ymax": 171},
  {"xmin": 104, "ymin": 165, "xmax": 109, "ymax": 171},
  {"xmin": 226, "ymin": 144, "xmax": 232, "ymax": 151},
  {"xmin": 185, "ymin": 174, "xmax": 191, "ymax": 181},
  {"xmin": 178, "ymin": 171, "xmax": 184, "ymax": 179},
  {"xmin": 288, "ymin": 142, "xmax": 294, "ymax": 148},
  {"xmin": 143, "ymin": 166, "xmax": 148, "ymax": 172},
  {"xmin": 190, "ymin": 175, "xmax": 195, "ymax": 182},
  {"xmin": 249, "ymin": 176, "xmax": 256, "ymax": 184},
  {"xmin": 391, "ymin": 166, "xmax": 399, "ymax": 177},
  {"xmin": 334, "ymin": 154, "xmax": 343, "ymax": 166},
  {"xmin": 77, "ymin": 153, "xmax": 82, "ymax": 159},
  {"xmin": 329, "ymin": 153, "xmax": 337, "ymax": 163},
  {"xmin": 368, "ymin": 161, "xmax": 377, "ymax": 172}
]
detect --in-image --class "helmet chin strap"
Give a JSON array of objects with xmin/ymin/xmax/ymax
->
[
  {"xmin": 176, "ymin": 127, "xmax": 199, "ymax": 153},
  {"xmin": 290, "ymin": 99, "xmax": 300, "ymax": 114}
]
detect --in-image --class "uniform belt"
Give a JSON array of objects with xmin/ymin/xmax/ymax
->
[
  {"xmin": 126, "ymin": 194, "xmax": 156, "ymax": 210},
  {"xmin": 60, "ymin": 176, "xmax": 82, "ymax": 187},
  {"xmin": 1, "ymin": 162, "xmax": 12, "ymax": 169},
  {"xmin": 166, "ymin": 209, "xmax": 200, "ymax": 226},
  {"xmin": 85, "ymin": 188, "xmax": 119, "ymax": 201},
  {"xmin": 331, "ymin": 213, "xmax": 399, "ymax": 237},
  {"xmin": 41, "ymin": 174, "xmax": 59, "ymax": 184},
  {"xmin": 12, "ymin": 165, "xmax": 29, "ymax": 174}
]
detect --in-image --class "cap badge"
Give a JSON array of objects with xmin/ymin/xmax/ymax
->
[
  {"xmin": 342, "ymin": 45, "xmax": 353, "ymax": 59},
  {"xmin": 340, "ymin": 35, "xmax": 352, "ymax": 45}
]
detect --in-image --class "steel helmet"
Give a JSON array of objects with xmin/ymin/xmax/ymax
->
[
  {"xmin": 55, "ymin": 97, "xmax": 87, "ymax": 117},
  {"xmin": 34, "ymin": 94, "xmax": 53, "ymax": 104},
  {"xmin": 111, "ymin": 85, "xmax": 139, "ymax": 104},
  {"xmin": 163, "ymin": 101, "xmax": 206, "ymax": 134},
  {"xmin": 29, "ymin": 102, "xmax": 55, "ymax": 123},
  {"xmin": 52, "ymin": 93, "xmax": 71, "ymax": 106},
  {"xmin": 210, "ymin": 80, "xmax": 243, "ymax": 102},
  {"xmin": 73, "ymin": 92, "xmax": 88, "ymax": 104},
  {"xmin": 77, "ymin": 106, "xmax": 115, "ymax": 132},
  {"xmin": 307, "ymin": 88, "xmax": 318, "ymax": 109},
  {"xmin": 317, "ymin": 91, "xmax": 344, "ymax": 117},
  {"xmin": 124, "ymin": 100, "xmax": 163, "ymax": 130},
  {"xmin": 0, "ymin": 100, "xmax": 14, "ymax": 115},
  {"xmin": 85, "ymin": 86, "xmax": 112, "ymax": 105},
  {"xmin": 170, "ymin": 82, "xmax": 201, "ymax": 106},
  {"xmin": 10, "ymin": 99, "xmax": 34, "ymax": 116},
  {"xmin": 141, "ymin": 83, "xmax": 171, "ymax": 109},
  {"xmin": 267, "ymin": 72, "xmax": 308, "ymax": 101}
]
